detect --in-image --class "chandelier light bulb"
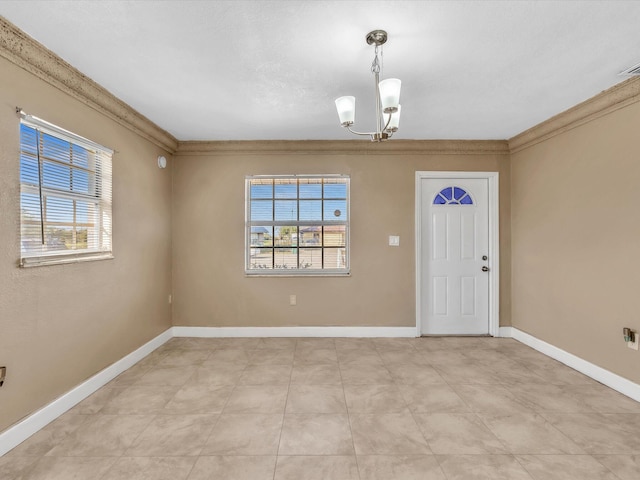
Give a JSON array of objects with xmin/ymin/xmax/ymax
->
[
  {"xmin": 335, "ymin": 96, "xmax": 356, "ymax": 126},
  {"xmin": 379, "ymin": 78, "xmax": 401, "ymax": 113}
]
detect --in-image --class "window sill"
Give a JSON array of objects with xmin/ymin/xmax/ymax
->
[
  {"xmin": 245, "ymin": 271, "xmax": 351, "ymax": 278},
  {"xmin": 20, "ymin": 252, "xmax": 114, "ymax": 268}
]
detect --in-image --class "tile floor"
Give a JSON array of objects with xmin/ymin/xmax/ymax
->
[{"xmin": 2, "ymin": 336, "xmax": 640, "ymax": 479}]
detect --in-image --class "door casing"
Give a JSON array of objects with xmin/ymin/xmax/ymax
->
[{"xmin": 415, "ymin": 171, "xmax": 500, "ymax": 337}]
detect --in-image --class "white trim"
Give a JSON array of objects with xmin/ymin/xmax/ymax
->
[
  {"xmin": 20, "ymin": 253, "xmax": 114, "ymax": 268},
  {"xmin": 0, "ymin": 325, "xmax": 413, "ymax": 455},
  {"xmin": 504, "ymin": 327, "xmax": 640, "ymax": 403},
  {"xmin": 171, "ymin": 326, "xmax": 417, "ymax": 338},
  {"xmin": 0, "ymin": 329, "xmax": 172, "ymax": 457},
  {"xmin": 415, "ymin": 171, "xmax": 500, "ymax": 337},
  {"xmin": 5, "ymin": 324, "xmax": 640, "ymax": 457},
  {"xmin": 498, "ymin": 326, "xmax": 514, "ymax": 338}
]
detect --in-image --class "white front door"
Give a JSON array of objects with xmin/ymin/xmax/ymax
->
[{"xmin": 420, "ymin": 177, "xmax": 490, "ymax": 335}]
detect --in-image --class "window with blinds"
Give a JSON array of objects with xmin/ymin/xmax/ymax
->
[
  {"xmin": 19, "ymin": 114, "xmax": 113, "ymax": 267},
  {"xmin": 246, "ymin": 175, "xmax": 350, "ymax": 275}
]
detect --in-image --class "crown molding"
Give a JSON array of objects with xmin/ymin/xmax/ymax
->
[
  {"xmin": 509, "ymin": 77, "xmax": 640, "ymax": 154},
  {"xmin": 0, "ymin": 17, "xmax": 178, "ymax": 153},
  {"xmin": 176, "ymin": 139, "xmax": 510, "ymax": 156}
]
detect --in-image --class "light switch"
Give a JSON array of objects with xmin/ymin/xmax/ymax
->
[{"xmin": 389, "ymin": 235, "xmax": 400, "ymax": 247}]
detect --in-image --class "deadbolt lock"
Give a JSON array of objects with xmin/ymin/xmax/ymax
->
[{"xmin": 482, "ymin": 255, "xmax": 488, "ymax": 261}]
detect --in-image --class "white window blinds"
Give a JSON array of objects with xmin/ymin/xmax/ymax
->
[{"xmin": 19, "ymin": 113, "xmax": 113, "ymax": 267}]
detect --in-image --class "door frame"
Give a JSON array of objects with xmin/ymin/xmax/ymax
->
[{"xmin": 415, "ymin": 171, "xmax": 500, "ymax": 337}]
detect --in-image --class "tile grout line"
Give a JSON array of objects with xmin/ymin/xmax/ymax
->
[
  {"xmin": 339, "ymin": 342, "xmax": 363, "ymax": 480},
  {"xmin": 272, "ymin": 339, "xmax": 300, "ymax": 480},
  {"xmin": 194, "ymin": 343, "xmax": 251, "ymax": 462}
]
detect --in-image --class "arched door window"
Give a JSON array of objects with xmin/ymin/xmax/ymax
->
[{"xmin": 433, "ymin": 186, "xmax": 473, "ymax": 205}]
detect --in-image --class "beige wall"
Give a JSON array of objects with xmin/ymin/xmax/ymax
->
[
  {"xmin": 510, "ymin": 91, "xmax": 640, "ymax": 384},
  {"xmin": 6, "ymin": 13, "xmax": 639, "ymax": 442},
  {"xmin": 172, "ymin": 143, "xmax": 511, "ymax": 329},
  {"xmin": 0, "ymin": 56, "xmax": 173, "ymax": 432}
]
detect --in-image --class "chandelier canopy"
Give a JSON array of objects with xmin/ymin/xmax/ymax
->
[{"xmin": 335, "ymin": 30, "xmax": 402, "ymax": 142}]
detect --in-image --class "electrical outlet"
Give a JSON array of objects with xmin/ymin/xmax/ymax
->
[
  {"xmin": 0, "ymin": 366, "xmax": 6, "ymax": 387},
  {"xmin": 629, "ymin": 332, "xmax": 639, "ymax": 350},
  {"xmin": 168, "ymin": 294, "xmax": 172, "ymax": 304},
  {"xmin": 289, "ymin": 294, "xmax": 297, "ymax": 306}
]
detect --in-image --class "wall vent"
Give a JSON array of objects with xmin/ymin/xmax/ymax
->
[{"xmin": 619, "ymin": 62, "xmax": 640, "ymax": 76}]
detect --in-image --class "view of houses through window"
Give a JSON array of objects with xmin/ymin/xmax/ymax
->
[{"xmin": 246, "ymin": 175, "xmax": 349, "ymax": 274}]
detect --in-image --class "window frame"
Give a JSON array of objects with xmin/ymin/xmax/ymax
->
[
  {"xmin": 245, "ymin": 174, "xmax": 350, "ymax": 276},
  {"xmin": 19, "ymin": 113, "xmax": 114, "ymax": 268}
]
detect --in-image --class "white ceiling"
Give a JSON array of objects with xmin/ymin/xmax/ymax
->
[{"xmin": 1, "ymin": 0, "xmax": 639, "ymax": 141}]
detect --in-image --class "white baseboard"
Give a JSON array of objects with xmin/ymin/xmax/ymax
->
[
  {"xmin": 172, "ymin": 326, "xmax": 418, "ymax": 338},
  {"xmin": 498, "ymin": 326, "xmax": 513, "ymax": 338},
  {"xmin": 0, "ymin": 329, "xmax": 173, "ymax": 457},
  {"xmin": 5, "ymin": 324, "xmax": 638, "ymax": 457},
  {"xmin": 505, "ymin": 326, "xmax": 640, "ymax": 403}
]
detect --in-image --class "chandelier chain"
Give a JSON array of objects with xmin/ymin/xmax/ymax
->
[{"xmin": 371, "ymin": 45, "xmax": 383, "ymax": 75}]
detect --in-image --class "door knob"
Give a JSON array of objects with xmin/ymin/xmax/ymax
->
[{"xmin": 482, "ymin": 266, "xmax": 489, "ymax": 272}]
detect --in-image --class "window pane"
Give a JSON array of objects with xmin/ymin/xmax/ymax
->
[
  {"xmin": 324, "ymin": 180, "xmax": 347, "ymax": 198},
  {"xmin": 250, "ymin": 225, "xmax": 272, "ymax": 247},
  {"xmin": 299, "ymin": 248, "xmax": 322, "ymax": 269},
  {"xmin": 20, "ymin": 124, "xmax": 38, "ymax": 156},
  {"xmin": 44, "ymin": 225, "xmax": 73, "ymax": 250},
  {"xmin": 324, "ymin": 225, "xmax": 346, "ymax": 247},
  {"xmin": 275, "ymin": 179, "xmax": 297, "ymax": 198},
  {"xmin": 41, "ymin": 133, "xmax": 71, "ymax": 165},
  {"xmin": 250, "ymin": 180, "xmax": 273, "ymax": 199},
  {"xmin": 21, "ymin": 192, "xmax": 43, "ymax": 252},
  {"xmin": 245, "ymin": 175, "xmax": 349, "ymax": 274},
  {"xmin": 19, "ymin": 117, "xmax": 113, "ymax": 261},
  {"xmin": 20, "ymin": 155, "xmax": 39, "ymax": 185},
  {"xmin": 21, "ymin": 226, "xmax": 43, "ymax": 252},
  {"xmin": 71, "ymin": 144, "xmax": 90, "ymax": 169},
  {"xmin": 440, "ymin": 187, "xmax": 453, "ymax": 200},
  {"xmin": 324, "ymin": 247, "xmax": 347, "ymax": 269},
  {"xmin": 42, "ymin": 161, "xmax": 71, "ymax": 190},
  {"xmin": 274, "ymin": 200, "xmax": 297, "ymax": 221},
  {"xmin": 460, "ymin": 195, "xmax": 473, "ymax": 205},
  {"xmin": 274, "ymin": 226, "xmax": 297, "ymax": 247},
  {"xmin": 250, "ymin": 200, "xmax": 273, "ymax": 221},
  {"xmin": 75, "ymin": 227, "xmax": 88, "ymax": 249},
  {"xmin": 299, "ymin": 200, "xmax": 322, "ymax": 221},
  {"xmin": 72, "ymin": 168, "xmax": 90, "ymax": 194},
  {"xmin": 433, "ymin": 194, "xmax": 447, "ymax": 205},
  {"xmin": 75, "ymin": 201, "xmax": 91, "ymax": 224},
  {"xmin": 453, "ymin": 187, "xmax": 467, "ymax": 200},
  {"xmin": 274, "ymin": 248, "xmax": 298, "ymax": 270},
  {"xmin": 249, "ymin": 248, "xmax": 272, "ymax": 270},
  {"xmin": 20, "ymin": 192, "xmax": 42, "ymax": 222},
  {"xmin": 44, "ymin": 196, "xmax": 73, "ymax": 223},
  {"xmin": 299, "ymin": 179, "xmax": 322, "ymax": 198},
  {"xmin": 299, "ymin": 226, "xmax": 321, "ymax": 246},
  {"xmin": 324, "ymin": 199, "xmax": 347, "ymax": 220}
]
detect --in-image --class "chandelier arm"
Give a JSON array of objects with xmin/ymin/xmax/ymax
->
[
  {"xmin": 345, "ymin": 125, "xmax": 376, "ymax": 137},
  {"xmin": 383, "ymin": 112, "xmax": 393, "ymax": 132}
]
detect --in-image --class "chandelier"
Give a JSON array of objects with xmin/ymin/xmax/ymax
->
[{"xmin": 335, "ymin": 29, "xmax": 401, "ymax": 142}]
